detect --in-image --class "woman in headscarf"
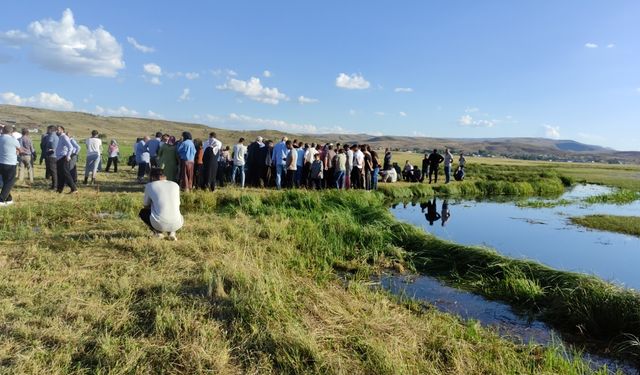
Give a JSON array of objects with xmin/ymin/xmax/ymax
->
[
  {"xmin": 158, "ymin": 135, "xmax": 178, "ymax": 182},
  {"xmin": 177, "ymin": 131, "xmax": 196, "ymax": 192},
  {"xmin": 105, "ymin": 139, "xmax": 119, "ymax": 172}
]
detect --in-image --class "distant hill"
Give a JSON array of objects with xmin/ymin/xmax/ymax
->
[{"xmin": 1, "ymin": 105, "xmax": 638, "ymax": 164}]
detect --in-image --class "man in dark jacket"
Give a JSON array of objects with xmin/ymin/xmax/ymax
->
[
  {"xmin": 427, "ymin": 149, "xmax": 444, "ymax": 184},
  {"xmin": 246, "ymin": 136, "xmax": 263, "ymax": 187}
]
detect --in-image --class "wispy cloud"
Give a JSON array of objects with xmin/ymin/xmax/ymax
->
[
  {"xmin": 297, "ymin": 96, "xmax": 318, "ymax": 104},
  {"xmin": 543, "ymin": 124, "xmax": 561, "ymax": 139},
  {"xmin": 458, "ymin": 114, "xmax": 494, "ymax": 127},
  {"xmin": 178, "ymin": 88, "xmax": 191, "ymax": 102},
  {"xmin": 394, "ymin": 87, "xmax": 413, "ymax": 93},
  {"xmin": 143, "ymin": 63, "xmax": 162, "ymax": 76},
  {"xmin": 606, "ymin": 43, "xmax": 615, "ymax": 49},
  {"xmin": 584, "ymin": 42, "xmax": 598, "ymax": 49},
  {"xmin": 263, "ymin": 70, "xmax": 272, "ymax": 78},
  {"xmin": 127, "ymin": 36, "xmax": 155, "ymax": 53},
  {"xmin": 399, "ymin": 111, "xmax": 407, "ymax": 117}
]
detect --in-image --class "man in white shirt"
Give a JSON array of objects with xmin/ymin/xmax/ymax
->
[
  {"xmin": 84, "ymin": 130, "xmax": 103, "ymax": 185},
  {"xmin": 351, "ymin": 145, "xmax": 365, "ymax": 189},
  {"xmin": 140, "ymin": 167, "xmax": 184, "ymax": 241},
  {"xmin": 232, "ymin": 137, "xmax": 247, "ymax": 188}
]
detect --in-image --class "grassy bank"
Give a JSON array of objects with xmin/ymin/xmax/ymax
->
[
  {"xmin": 571, "ymin": 215, "xmax": 640, "ymax": 237},
  {"xmin": 0, "ymin": 183, "xmax": 621, "ymax": 373}
]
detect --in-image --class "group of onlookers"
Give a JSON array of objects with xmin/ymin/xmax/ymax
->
[
  {"xmin": 402, "ymin": 148, "xmax": 466, "ymax": 184},
  {"xmin": 131, "ymin": 133, "xmax": 401, "ymax": 192}
]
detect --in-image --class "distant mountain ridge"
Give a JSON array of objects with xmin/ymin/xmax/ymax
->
[{"xmin": 1, "ymin": 105, "xmax": 638, "ymax": 164}]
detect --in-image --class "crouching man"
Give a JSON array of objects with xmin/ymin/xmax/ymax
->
[{"xmin": 139, "ymin": 167, "xmax": 184, "ymax": 240}]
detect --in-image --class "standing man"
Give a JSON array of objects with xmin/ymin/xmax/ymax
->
[
  {"xmin": 295, "ymin": 142, "xmax": 305, "ymax": 188},
  {"xmin": 351, "ymin": 144, "xmax": 364, "ymax": 189},
  {"xmin": 84, "ymin": 130, "xmax": 103, "ymax": 185},
  {"xmin": 135, "ymin": 136, "xmax": 151, "ymax": 183},
  {"xmin": 201, "ymin": 132, "xmax": 222, "ymax": 191},
  {"xmin": 345, "ymin": 144, "xmax": 353, "ymax": 189},
  {"xmin": 427, "ymin": 149, "xmax": 444, "ymax": 184},
  {"xmin": 284, "ymin": 140, "xmax": 297, "ymax": 189},
  {"xmin": 303, "ymin": 143, "xmax": 318, "ymax": 188},
  {"xmin": 232, "ymin": 137, "xmax": 247, "ymax": 188},
  {"xmin": 44, "ymin": 125, "xmax": 59, "ymax": 190},
  {"xmin": 383, "ymin": 148, "xmax": 392, "ymax": 171},
  {"xmin": 271, "ymin": 136, "xmax": 288, "ymax": 189},
  {"xmin": 140, "ymin": 167, "xmax": 184, "ymax": 241},
  {"xmin": 68, "ymin": 133, "xmax": 81, "ymax": 184},
  {"xmin": 147, "ymin": 132, "xmax": 162, "ymax": 167},
  {"xmin": 334, "ymin": 148, "xmax": 347, "ymax": 189},
  {"xmin": 324, "ymin": 144, "xmax": 336, "ymax": 189},
  {"xmin": 54, "ymin": 126, "xmax": 78, "ymax": 194},
  {"xmin": 421, "ymin": 153, "xmax": 430, "ymax": 183},
  {"xmin": 0, "ymin": 125, "xmax": 20, "ymax": 205},
  {"xmin": 246, "ymin": 136, "xmax": 263, "ymax": 187},
  {"xmin": 177, "ymin": 132, "xmax": 196, "ymax": 192},
  {"xmin": 443, "ymin": 148, "xmax": 454, "ymax": 184},
  {"xmin": 18, "ymin": 128, "xmax": 34, "ymax": 184}
]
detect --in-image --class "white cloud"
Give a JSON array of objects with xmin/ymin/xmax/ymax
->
[
  {"xmin": 184, "ymin": 72, "xmax": 199, "ymax": 80},
  {"xmin": 336, "ymin": 73, "xmax": 370, "ymax": 90},
  {"xmin": 199, "ymin": 113, "xmax": 350, "ymax": 134},
  {"xmin": 370, "ymin": 131, "xmax": 384, "ymax": 136},
  {"xmin": 263, "ymin": 70, "xmax": 272, "ymax": 78},
  {"xmin": 143, "ymin": 63, "xmax": 162, "ymax": 76},
  {"xmin": 96, "ymin": 105, "xmax": 139, "ymax": 116},
  {"xmin": 178, "ymin": 88, "xmax": 190, "ymax": 102},
  {"xmin": 465, "ymin": 107, "xmax": 479, "ymax": 113},
  {"xmin": 399, "ymin": 111, "xmax": 407, "ymax": 117},
  {"xmin": 211, "ymin": 68, "xmax": 237, "ymax": 77},
  {"xmin": 149, "ymin": 76, "xmax": 161, "ymax": 85},
  {"xmin": 606, "ymin": 43, "xmax": 615, "ymax": 49},
  {"xmin": 543, "ymin": 124, "xmax": 561, "ymax": 139},
  {"xmin": 217, "ymin": 76, "xmax": 288, "ymax": 105},
  {"xmin": 298, "ymin": 95, "xmax": 318, "ymax": 104},
  {"xmin": 458, "ymin": 114, "xmax": 494, "ymax": 127},
  {"xmin": 374, "ymin": 111, "xmax": 385, "ymax": 116},
  {"xmin": 0, "ymin": 91, "xmax": 74, "ymax": 110},
  {"xmin": 412, "ymin": 131, "xmax": 427, "ymax": 137},
  {"xmin": 0, "ymin": 9, "xmax": 124, "ymax": 77},
  {"xmin": 585, "ymin": 43, "xmax": 598, "ymax": 49},
  {"xmin": 146, "ymin": 110, "xmax": 163, "ymax": 119},
  {"xmin": 394, "ymin": 87, "xmax": 413, "ymax": 93},
  {"xmin": 127, "ymin": 36, "xmax": 154, "ymax": 53}
]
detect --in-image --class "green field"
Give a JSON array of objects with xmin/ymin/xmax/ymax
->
[{"xmin": 1, "ymin": 153, "xmax": 638, "ymax": 373}]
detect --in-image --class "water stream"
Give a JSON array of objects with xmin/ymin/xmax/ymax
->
[{"xmin": 383, "ymin": 184, "xmax": 640, "ymax": 373}]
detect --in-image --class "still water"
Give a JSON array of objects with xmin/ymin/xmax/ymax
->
[{"xmin": 390, "ymin": 185, "xmax": 640, "ymax": 289}]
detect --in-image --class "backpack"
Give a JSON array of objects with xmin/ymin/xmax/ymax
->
[{"xmin": 127, "ymin": 153, "xmax": 136, "ymax": 167}]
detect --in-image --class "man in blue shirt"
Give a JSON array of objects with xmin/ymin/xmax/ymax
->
[
  {"xmin": 44, "ymin": 125, "xmax": 59, "ymax": 190},
  {"xmin": 177, "ymin": 131, "xmax": 196, "ymax": 192},
  {"xmin": 135, "ymin": 136, "xmax": 150, "ymax": 183},
  {"xmin": 0, "ymin": 125, "xmax": 20, "ymax": 205},
  {"xmin": 147, "ymin": 132, "xmax": 162, "ymax": 167},
  {"xmin": 54, "ymin": 126, "xmax": 78, "ymax": 194},
  {"xmin": 271, "ymin": 136, "xmax": 289, "ymax": 189}
]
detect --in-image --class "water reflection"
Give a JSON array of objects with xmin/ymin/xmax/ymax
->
[{"xmin": 392, "ymin": 185, "xmax": 640, "ymax": 289}]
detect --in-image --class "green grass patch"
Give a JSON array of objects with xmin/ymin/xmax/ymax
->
[
  {"xmin": 584, "ymin": 189, "xmax": 640, "ymax": 205},
  {"xmin": 571, "ymin": 215, "xmax": 640, "ymax": 237}
]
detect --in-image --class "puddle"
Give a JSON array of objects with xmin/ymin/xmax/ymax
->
[
  {"xmin": 380, "ymin": 273, "xmax": 638, "ymax": 374},
  {"xmin": 391, "ymin": 185, "xmax": 640, "ymax": 289}
]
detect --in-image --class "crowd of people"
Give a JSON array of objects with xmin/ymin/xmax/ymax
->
[
  {"xmin": 127, "ymin": 132, "xmax": 468, "ymax": 193},
  {"xmin": 0, "ymin": 124, "xmax": 469, "ymax": 239}
]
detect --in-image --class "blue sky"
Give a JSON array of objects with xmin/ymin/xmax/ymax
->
[{"xmin": 1, "ymin": 1, "xmax": 639, "ymax": 150}]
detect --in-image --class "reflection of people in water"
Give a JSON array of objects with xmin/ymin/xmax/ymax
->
[
  {"xmin": 425, "ymin": 198, "xmax": 441, "ymax": 225},
  {"xmin": 441, "ymin": 199, "xmax": 450, "ymax": 226}
]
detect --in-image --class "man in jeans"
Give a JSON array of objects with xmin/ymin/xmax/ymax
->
[
  {"xmin": 232, "ymin": 137, "xmax": 247, "ymax": 188},
  {"xmin": 54, "ymin": 126, "xmax": 78, "ymax": 194},
  {"xmin": 271, "ymin": 136, "xmax": 288, "ymax": 189},
  {"xmin": 0, "ymin": 125, "xmax": 20, "ymax": 205},
  {"xmin": 18, "ymin": 128, "xmax": 34, "ymax": 184}
]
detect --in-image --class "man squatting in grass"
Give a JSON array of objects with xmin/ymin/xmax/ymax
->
[{"xmin": 139, "ymin": 167, "xmax": 184, "ymax": 241}]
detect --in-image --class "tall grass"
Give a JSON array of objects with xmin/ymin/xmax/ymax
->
[{"xmin": 0, "ymin": 186, "xmax": 623, "ymax": 373}]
